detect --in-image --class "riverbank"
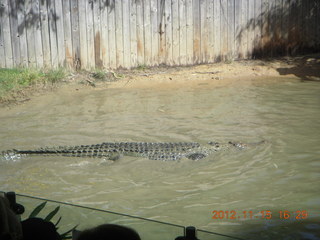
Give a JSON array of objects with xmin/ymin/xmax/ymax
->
[
  {"xmin": 1, "ymin": 54, "xmax": 319, "ymax": 107},
  {"xmin": 0, "ymin": 68, "xmax": 67, "ymax": 105}
]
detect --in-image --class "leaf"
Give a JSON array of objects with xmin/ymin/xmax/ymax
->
[
  {"xmin": 60, "ymin": 225, "xmax": 78, "ymax": 240},
  {"xmin": 28, "ymin": 202, "xmax": 47, "ymax": 218},
  {"xmin": 55, "ymin": 216, "xmax": 62, "ymax": 227},
  {"xmin": 44, "ymin": 206, "xmax": 60, "ymax": 222}
]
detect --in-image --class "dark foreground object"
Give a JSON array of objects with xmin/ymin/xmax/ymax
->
[{"xmin": 76, "ymin": 224, "xmax": 141, "ymax": 240}]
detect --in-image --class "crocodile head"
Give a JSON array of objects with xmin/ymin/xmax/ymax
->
[{"xmin": 208, "ymin": 140, "xmax": 266, "ymax": 150}]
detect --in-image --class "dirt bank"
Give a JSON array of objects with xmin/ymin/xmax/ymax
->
[
  {"xmin": 106, "ymin": 54, "xmax": 320, "ymax": 89},
  {"xmin": 74, "ymin": 54, "xmax": 320, "ymax": 90},
  {"xmin": 1, "ymin": 54, "xmax": 319, "ymax": 107}
]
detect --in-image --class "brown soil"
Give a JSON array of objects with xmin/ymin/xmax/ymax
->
[
  {"xmin": 108, "ymin": 54, "xmax": 320, "ymax": 89},
  {"xmin": 1, "ymin": 54, "xmax": 320, "ymax": 108}
]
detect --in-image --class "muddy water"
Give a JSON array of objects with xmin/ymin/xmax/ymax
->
[{"xmin": 1, "ymin": 77, "xmax": 320, "ymax": 239}]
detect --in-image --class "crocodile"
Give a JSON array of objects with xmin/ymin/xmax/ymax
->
[{"xmin": 1, "ymin": 141, "xmax": 265, "ymax": 161}]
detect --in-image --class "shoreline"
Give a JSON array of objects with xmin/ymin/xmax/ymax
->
[{"xmin": 1, "ymin": 54, "xmax": 319, "ymax": 108}]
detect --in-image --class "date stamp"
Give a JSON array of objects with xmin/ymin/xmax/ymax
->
[{"xmin": 211, "ymin": 210, "xmax": 308, "ymax": 220}]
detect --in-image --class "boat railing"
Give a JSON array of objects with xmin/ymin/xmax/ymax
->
[{"xmin": 1, "ymin": 191, "xmax": 244, "ymax": 240}]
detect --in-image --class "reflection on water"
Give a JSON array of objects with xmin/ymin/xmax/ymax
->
[{"xmin": 0, "ymin": 78, "xmax": 319, "ymax": 239}]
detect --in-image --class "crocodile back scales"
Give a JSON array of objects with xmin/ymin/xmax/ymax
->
[
  {"xmin": 1, "ymin": 141, "xmax": 264, "ymax": 161},
  {"xmin": 2, "ymin": 142, "xmax": 207, "ymax": 161}
]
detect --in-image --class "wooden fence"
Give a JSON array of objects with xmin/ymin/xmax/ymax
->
[{"xmin": 0, "ymin": 0, "xmax": 319, "ymax": 70}]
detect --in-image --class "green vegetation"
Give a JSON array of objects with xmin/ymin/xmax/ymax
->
[
  {"xmin": 91, "ymin": 69, "xmax": 107, "ymax": 80},
  {"xmin": 44, "ymin": 68, "xmax": 67, "ymax": 84},
  {"xmin": 90, "ymin": 69, "xmax": 125, "ymax": 82},
  {"xmin": 27, "ymin": 201, "xmax": 77, "ymax": 239},
  {"xmin": 0, "ymin": 68, "xmax": 66, "ymax": 101},
  {"xmin": 136, "ymin": 64, "xmax": 147, "ymax": 71}
]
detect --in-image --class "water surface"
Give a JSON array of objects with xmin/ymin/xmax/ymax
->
[{"xmin": 1, "ymin": 77, "xmax": 319, "ymax": 239}]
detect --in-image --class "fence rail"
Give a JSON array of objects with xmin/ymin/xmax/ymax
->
[{"xmin": 0, "ymin": 0, "xmax": 319, "ymax": 70}]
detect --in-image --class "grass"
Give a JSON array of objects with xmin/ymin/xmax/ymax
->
[
  {"xmin": 136, "ymin": 64, "xmax": 147, "ymax": 71},
  {"xmin": 90, "ymin": 69, "xmax": 125, "ymax": 82},
  {"xmin": 45, "ymin": 68, "xmax": 67, "ymax": 84},
  {"xmin": 91, "ymin": 69, "xmax": 107, "ymax": 80},
  {"xmin": 0, "ymin": 68, "xmax": 66, "ymax": 101}
]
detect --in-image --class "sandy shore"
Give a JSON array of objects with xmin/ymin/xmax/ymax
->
[
  {"xmin": 1, "ymin": 54, "xmax": 319, "ymax": 107},
  {"xmin": 89, "ymin": 54, "xmax": 320, "ymax": 90}
]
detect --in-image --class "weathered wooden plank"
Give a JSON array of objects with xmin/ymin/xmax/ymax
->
[
  {"xmin": 269, "ymin": 0, "xmax": 280, "ymax": 56},
  {"xmin": 308, "ymin": 0, "xmax": 316, "ymax": 49},
  {"xmin": 227, "ymin": 0, "xmax": 235, "ymax": 59},
  {"xmin": 143, "ymin": 0, "xmax": 152, "ymax": 66},
  {"xmin": 316, "ymin": 0, "xmax": 320, "ymax": 47},
  {"xmin": 309, "ymin": 0, "xmax": 317, "ymax": 49},
  {"xmin": 273, "ymin": 0, "xmax": 280, "ymax": 54},
  {"xmin": 247, "ymin": 0, "xmax": 255, "ymax": 58},
  {"xmin": 0, "ymin": 35, "xmax": 4, "ymax": 67},
  {"xmin": 260, "ymin": 0, "xmax": 269, "ymax": 57},
  {"xmin": 150, "ymin": 0, "xmax": 159, "ymax": 65},
  {"xmin": 93, "ymin": 0, "xmax": 102, "ymax": 68},
  {"xmin": 9, "ymin": 0, "xmax": 20, "ymax": 67},
  {"xmin": 288, "ymin": 0, "xmax": 296, "ymax": 54},
  {"xmin": 0, "ymin": 0, "xmax": 6, "ymax": 67},
  {"xmin": 295, "ymin": 1, "xmax": 301, "ymax": 49},
  {"xmin": 193, "ymin": 0, "xmax": 200, "ymax": 64},
  {"xmin": 185, "ymin": 0, "xmax": 193, "ymax": 64},
  {"xmin": 54, "ymin": 0, "xmax": 65, "ymax": 67},
  {"xmin": 70, "ymin": 0, "xmax": 80, "ymax": 70},
  {"xmin": 47, "ymin": 0, "xmax": 58, "ymax": 67},
  {"xmin": 114, "ymin": 0, "xmax": 123, "ymax": 68},
  {"xmin": 200, "ymin": 0, "xmax": 208, "ymax": 63},
  {"xmin": 300, "ymin": 0, "xmax": 308, "ymax": 49},
  {"xmin": 171, "ymin": 0, "xmax": 179, "ymax": 65},
  {"xmin": 253, "ymin": 0, "xmax": 261, "ymax": 57},
  {"xmin": 107, "ymin": 1, "xmax": 116, "ymax": 69},
  {"xmin": 78, "ymin": 0, "xmax": 88, "ymax": 69},
  {"xmin": 136, "ymin": 0, "xmax": 144, "ymax": 66},
  {"xmin": 213, "ymin": 0, "xmax": 221, "ymax": 61},
  {"xmin": 300, "ymin": 0, "xmax": 311, "ymax": 48},
  {"xmin": 39, "ymin": 0, "xmax": 51, "ymax": 68},
  {"xmin": 276, "ymin": 0, "xmax": 284, "ymax": 56},
  {"xmin": 165, "ymin": 0, "xmax": 173, "ymax": 65},
  {"xmin": 100, "ymin": 0, "xmax": 109, "ymax": 69},
  {"xmin": 282, "ymin": 0, "xmax": 289, "ymax": 51},
  {"xmin": 129, "ymin": 0, "xmax": 137, "ymax": 68},
  {"xmin": 62, "ymin": 0, "xmax": 73, "ymax": 69},
  {"xmin": 25, "ymin": 0, "xmax": 36, "ymax": 67},
  {"xmin": 238, "ymin": 0, "xmax": 247, "ymax": 59},
  {"xmin": 234, "ymin": 0, "xmax": 241, "ymax": 59},
  {"xmin": 122, "ymin": 0, "xmax": 130, "ymax": 68},
  {"xmin": 178, "ymin": 0, "xmax": 187, "ymax": 65},
  {"xmin": 33, "ymin": 0, "xmax": 43, "ymax": 68},
  {"xmin": 86, "ymin": 0, "xmax": 95, "ymax": 69},
  {"xmin": 206, "ymin": 0, "xmax": 214, "ymax": 63},
  {"xmin": 158, "ymin": 0, "xmax": 166, "ymax": 64},
  {"xmin": 220, "ymin": 0, "xmax": 228, "ymax": 60},
  {"xmin": 2, "ymin": 0, "xmax": 14, "ymax": 67}
]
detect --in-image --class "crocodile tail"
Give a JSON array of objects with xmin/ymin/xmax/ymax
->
[
  {"xmin": 16, "ymin": 147, "xmax": 119, "ymax": 159},
  {"xmin": 1, "ymin": 149, "xmax": 21, "ymax": 161},
  {"xmin": 1, "ymin": 149, "xmax": 19, "ymax": 155}
]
